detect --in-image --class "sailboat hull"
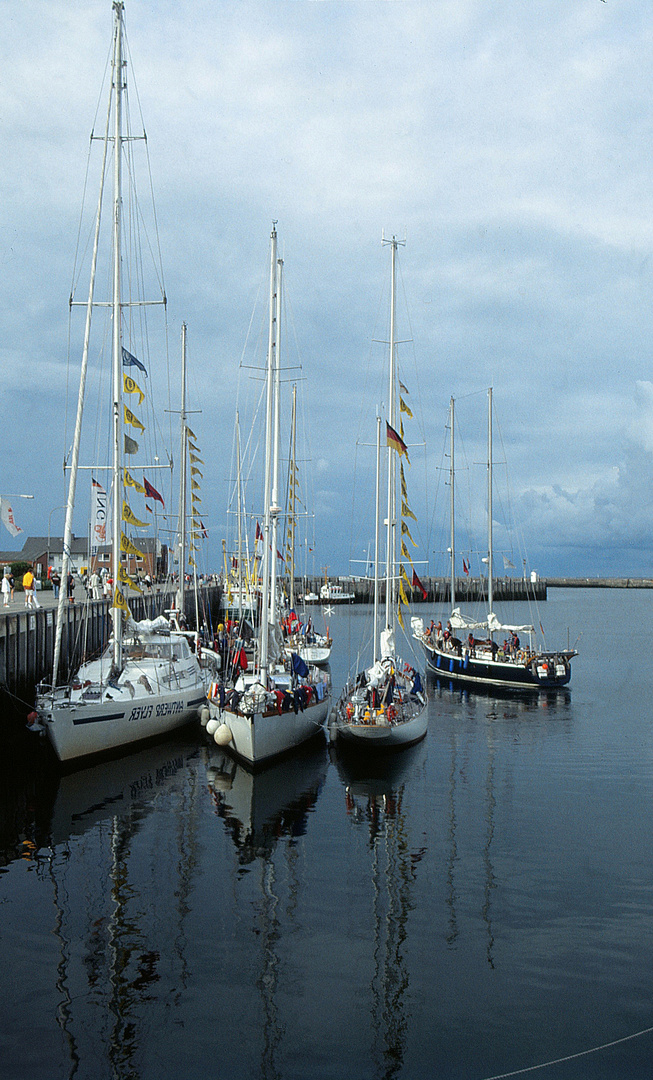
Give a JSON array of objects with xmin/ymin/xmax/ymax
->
[
  {"xmin": 420, "ymin": 639, "xmax": 574, "ymax": 689},
  {"xmin": 335, "ymin": 709, "xmax": 427, "ymax": 749},
  {"xmin": 207, "ymin": 696, "xmax": 330, "ymax": 766},
  {"xmin": 41, "ymin": 688, "xmax": 206, "ymax": 764}
]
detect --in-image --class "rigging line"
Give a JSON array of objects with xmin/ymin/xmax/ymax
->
[{"xmin": 478, "ymin": 1023, "xmax": 653, "ymax": 1080}]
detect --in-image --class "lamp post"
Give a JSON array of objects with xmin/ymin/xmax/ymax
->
[{"xmin": 47, "ymin": 506, "xmax": 67, "ymax": 575}]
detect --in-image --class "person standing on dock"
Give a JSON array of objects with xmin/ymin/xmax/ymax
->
[
  {"xmin": 1, "ymin": 573, "xmax": 10, "ymax": 607},
  {"xmin": 22, "ymin": 568, "xmax": 35, "ymax": 608}
]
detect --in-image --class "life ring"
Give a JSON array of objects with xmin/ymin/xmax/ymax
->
[{"xmin": 387, "ymin": 705, "xmax": 397, "ymax": 723}]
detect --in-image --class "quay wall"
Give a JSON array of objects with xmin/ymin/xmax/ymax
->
[
  {"xmin": 0, "ymin": 585, "xmax": 222, "ymax": 715},
  {"xmin": 301, "ymin": 576, "xmax": 547, "ymax": 604}
]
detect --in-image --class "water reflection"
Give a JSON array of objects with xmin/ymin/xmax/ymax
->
[
  {"xmin": 3, "ymin": 732, "xmax": 202, "ymax": 1080},
  {"xmin": 333, "ymin": 742, "xmax": 426, "ymax": 1080},
  {"xmin": 428, "ymin": 671, "xmax": 572, "ymax": 718},
  {"xmin": 203, "ymin": 735, "xmax": 329, "ymax": 1080}
]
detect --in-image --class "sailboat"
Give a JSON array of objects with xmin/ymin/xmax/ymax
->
[
  {"xmin": 332, "ymin": 236, "xmax": 427, "ymax": 749},
  {"xmin": 413, "ymin": 389, "xmax": 577, "ymax": 689},
  {"xmin": 205, "ymin": 225, "xmax": 331, "ymax": 766},
  {"xmin": 33, "ymin": 3, "xmax": 211, "ymax": 763}
]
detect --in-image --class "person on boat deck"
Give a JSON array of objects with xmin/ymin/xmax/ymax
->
[
  {"xmin": 467, "ymin": 632, "xmax": 475, "ymax": 657},
  {"xmin": 446, "ymin": 619, "xmax": 453, "ymax": 635},
  {"xmin": 434, "ymin": 620, "xmax": 443, "ymax": 645},
  {"xmin": 443, "ymin": 628, "xmax": 451, "ymax": 649},
  {"xmin": 510, "ymin": 631, "xmax": 520, "ymax": 654},
  {"xmin": 411, "ymin": 669, "xmax": 423, "ymax": 696}
]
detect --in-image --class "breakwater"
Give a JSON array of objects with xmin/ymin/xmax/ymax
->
[
  {"xmin": 302, "ymin": 576, "xmax": 547, "ymax": 604},
  {"xmin": 0, "ymin": 585, "xmax": 222, "ymax": 716}
]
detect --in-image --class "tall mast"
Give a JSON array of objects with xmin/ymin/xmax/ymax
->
[
  {"xmin": 111, "ymin": 0, "xmax": 125, "ymax": 668},
  {"xmin": 289, "ymin": 384, "xmax": 297, "ymax": 612},
  {"xmin": 51, "ymin": 12, "xmax": 114, "ymax": 688},
  {"xmin": 235, "ymin": 411, "xmax": 243, "ymax": 616},
  {"xmin": 177, "ymin": 322, "xmax": 188, "ymax": 615},
  {"xmin": 450, "ymin": 396, "xmax": 455, "ymax": 610},
  {"xmin": 373, "ymin": 415, "xmax": 381, "ymax": 664},
  {"xmin": 487, "ymin": 386, "xmax": 493, "ymax": 620},
  {"xmin": 384, "ymin": 236, "xmax": 398, "ymax": 630},
  {"xmin": 260, "ymin": 224, "xmax": 278, "ymax": 684},
  {"xmin": 270, "ymin": 255, "xmax": 283, "ymax": 629}
]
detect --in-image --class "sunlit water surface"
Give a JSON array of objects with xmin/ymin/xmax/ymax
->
[{"xmin": 2, "ymin": 589, "xmax": 653, "ymax": 1080}]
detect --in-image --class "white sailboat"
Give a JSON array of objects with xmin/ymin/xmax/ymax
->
[
  {"xmin": 332, "ymin": 237, "xmax": 427, "ymax": 750},
  {"xmin": 34, "ymin": 2, "xmax": 211, "ymax": 763},
  {"xmin": 413, "ymin": 389, "xmax": 577, "ymax": 689},
  {"xmin": 205, "ymin": 225, "xmax": 331, "ymax": 766}
]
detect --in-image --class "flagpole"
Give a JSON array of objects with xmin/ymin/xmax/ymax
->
[{"xmin": 385, "ymin": 236, "xmax": 397, "ymax": 631}]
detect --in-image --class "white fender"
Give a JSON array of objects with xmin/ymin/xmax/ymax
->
[{"xmin": 214, "ymin": 724, "xmax": 233, "ymax": 746}]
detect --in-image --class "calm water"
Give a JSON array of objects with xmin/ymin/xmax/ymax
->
[{"xmin": 2, "ymin": 589, "xmax": 653, "ymax": 1080}]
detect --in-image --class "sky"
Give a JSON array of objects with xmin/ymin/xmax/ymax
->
[{"xmin": 3, "ymin": 0, "xmax": 653, "ymax": 579}]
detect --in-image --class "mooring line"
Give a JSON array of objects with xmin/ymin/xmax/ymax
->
[{"xmin": 479, "ymin": 1023, "xmax": 653, "ymax": 1080}]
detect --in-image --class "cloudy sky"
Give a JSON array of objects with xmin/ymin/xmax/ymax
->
[{"xmin": 3, "ymin": 0, "xmax": 653, "ymax": 579}]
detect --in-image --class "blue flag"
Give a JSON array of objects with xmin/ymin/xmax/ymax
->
[{"xmin": 122, "ymin": 346, "xmax": 148, "ymax": 378}]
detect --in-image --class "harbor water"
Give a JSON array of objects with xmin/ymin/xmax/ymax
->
[{"xmin": 2, "ymin": 588, "xmax": 653, "ymax": 1079}]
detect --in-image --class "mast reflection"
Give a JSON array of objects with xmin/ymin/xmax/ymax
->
[
  {"xmin": 204, "ymin": 735, "xmax": 329, "ymax": 1080},
  {"xmin": 334, "ymin": 742, "xmax": 426, "ymax": 1080}
]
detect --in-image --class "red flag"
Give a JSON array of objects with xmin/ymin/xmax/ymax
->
[
  {"xmin": 256, "ymin": 521, "xmax": 263, "ymax": 541},
  {"xmin": 462, "ymin": 558, "xmax": 470, "ymax": 575},
  {"xmin": 143, "ymin": 478, "xmax": 164, "ymax": 507},
  {"xmin": 412, "ymin": 569, "xmax": 427, "ymax": 600}
]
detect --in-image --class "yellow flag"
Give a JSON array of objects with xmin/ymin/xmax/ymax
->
[
  {"xmin": 118, "ymin": 566, "xmax": 142, "ymax": 594},
  {"xmin": 190, "ymin": 452, "xmax": 204, "ymax": 465},
  {"xmin": 124, "ymin": 406, "xmax": 145, "ymax": 433},
  {"xmin": 401, "ymin": 540, "xmax": 414, "ymax": 565},
  {"xmin": 112, "ymin": 587, "xmax": 131, "ymax": 615},
  {"xmin": 123, "ymin": 373, "xmax": 145, "ymax": 405},
  {"xmin": 400, "ymin": 563, "xmax": 411, "ymax": 589},
  {"xmin": 191, "ymin": 466, "xmax": 203, "ymax": 478},
  {"xmin": 402, "ymin": 501, "xmax": 417, "ymax": 522},
  {"xmin": 187, "ymin": 426, "xmax": 197, "ymax": 440},
  {"xmin": 399, "ymin": 580, "xmax": 409, "ymax": 606},
  {"xmin": 120, "ymin": 532, "xmax": 145, "ymax": 558},
  {"xmin": 122, "ymin": 501, "xmax": 148, "ymax": 528},
  {"xmin": 124, "ymin": 469, "xmax": 146, "ymax": 494},
  {"xmin": 191, "ymin": 478, "xmax": 201, "ymax": 491},
  {"xmin": 401, "ymin": 521, "xmax": 417, "ymax": 546},
  {"xmin": 397, "ymin": 604, "xmax": 405, "ymax": 630},
  {"xmin": 400, "ymin": 463, "xmax": 407, "ymax": 499},
  {"xmin": 189, "ymin": 442, "xmax": 200, "ymax": 455},
  {"xmin": 400, "ymin": 397, "xmax": 413, "ymax": 418},
  {"xmin": 188, "ymin": 556, "xmax": 196, "ymax": 568}
]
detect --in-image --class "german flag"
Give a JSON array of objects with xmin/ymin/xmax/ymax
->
[{"xmin": 386, "ymin": 421, "xmax": 409, "ymax": 460}]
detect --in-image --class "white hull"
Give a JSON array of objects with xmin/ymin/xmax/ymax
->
[
  {"xmin": 41, "ymin": 684, "xmax": 206, "ymax": 763},
  {"xmin": 297, "ymin": 643, "xmax": 332, "ymax": 665},
  {"xmin": 335, "ymin": 706, "xmax": 427, "ymax": 749},
  {"xmin": 38, "ymin": 632, "xmax": 209, "ymax": 763},
  {"xmin": 208, "ymin": 695, "xmax": 329, "ymax": 765}
]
